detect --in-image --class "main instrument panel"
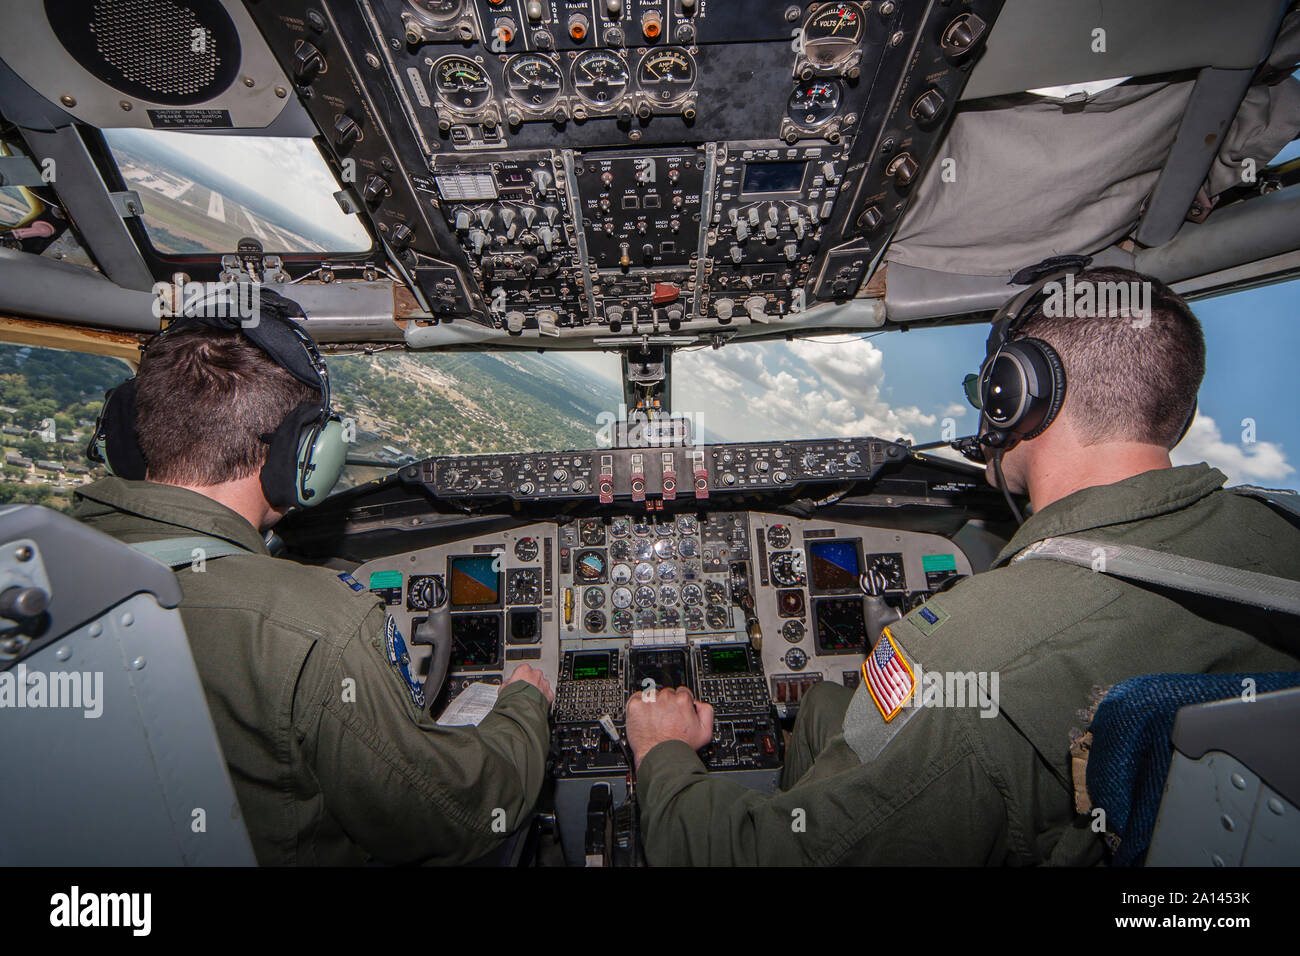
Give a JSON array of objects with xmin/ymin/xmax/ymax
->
[
  {"xmin": 244, "ymin": 0, "xmax": 1004, "ymax": 334},
  {"xmin": 351, "ymin": 509, "xmax": 970, "ymax": 783}
]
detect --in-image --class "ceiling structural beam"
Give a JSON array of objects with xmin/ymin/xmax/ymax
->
[
  {"xmin": 1134, "ymin": 67, "xmax": 1255, "ymax": 247},
  {"xmin": 19, "ymin": 125, "xmax": 156, "ymax": 292},
  {"xmin": 0, "ymin": 247, "xmax": 157, "ymax": 331}
]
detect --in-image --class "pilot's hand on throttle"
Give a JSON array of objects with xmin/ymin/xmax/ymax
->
[
  {"xmin": 503, "ymin": 663, "xmax": 554, "ymax": 704},
  {"xmin": 625, "ymin": 686, "xmax": 715, "ymax": 769}
]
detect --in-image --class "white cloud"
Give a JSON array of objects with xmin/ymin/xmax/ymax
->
[
  {"xmin": 1172, "ymin": 414, "xmax": 1295, "ymax": 487},
  {"xmin": 675, "ymin": 338, "xmax": 947, "ymax": 445}
]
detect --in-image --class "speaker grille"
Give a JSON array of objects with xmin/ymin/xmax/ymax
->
[{"xmin": 47, "ymin": 0, "xmax": 241, "ymax": 106}]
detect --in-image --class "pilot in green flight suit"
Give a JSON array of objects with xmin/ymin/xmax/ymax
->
[
  {"xmin": 76, "ymin": 299, "xmax": 553, "ymax": 866},
  {"xmin": 624, "ymin": 267, "xmax": 1300, "ymax": 865}
]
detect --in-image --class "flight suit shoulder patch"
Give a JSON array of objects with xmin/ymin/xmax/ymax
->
[
  {"xmin": 906, "ymin": 600, "xmax": 949, "ymax": 636},
  {"xmin": 383, "ymin": 615, "xmax": 426, "ymax": 711},
  {"xmin": 337, "ymin": 571, "xmax": 366, "ymax": 592},
  {"xmin": 862, "ymin": 626, "xmax": 917, "ymax": 722}
]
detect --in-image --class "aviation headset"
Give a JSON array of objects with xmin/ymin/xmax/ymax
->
[
  {"xmin": 87, "ymin": 288, "xmax": 348, "ymax": 510},
  {"xmin": 961, "ymin": 263, "xmax": 1197, "ymax": 460}
]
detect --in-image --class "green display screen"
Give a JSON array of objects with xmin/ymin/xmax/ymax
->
[
  {"xmin": 708, "ymin": 645, "xmax": 750, "ymax": 674},
  {"xmin": 573, "ymin": 653, "xmax": 611, "ymax": 680}
]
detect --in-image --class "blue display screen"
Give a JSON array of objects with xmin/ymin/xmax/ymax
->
[{"xmin": 808, "ymin": 539, "xmax": 861, "ymax": 593}]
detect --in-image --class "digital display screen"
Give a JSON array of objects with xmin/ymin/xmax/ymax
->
[
  {"xmin": 449, "ymin": 555, "xmax": 501, "ymax": 607},
  {"xmin": 451, "ymin": 613, "xmax": 502, "ymax": 668},
  {"xmin": 809, "ymin": 539, "xmax": 862, "ymax": 593},
  {"xmin": 572, "ymin": 653, "xmax": 613, "ymax": 680},
  {"xmin": 706, "ymin": 645, "xmax": 751, "ymax": 674},
  {"xmin": 742, "ymin": 160, "xmax": 806, "ymax": 194},
  {"xmin": 630, "ymin": 648, "xmax": 687, "ymax": 690},
  {"xmin": 814, "ymin": 597, "xmax": 868, "ymax": 654}
]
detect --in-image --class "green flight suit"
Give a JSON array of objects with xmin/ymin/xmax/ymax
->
[
  {"xmin": 73, "ymin": 477, "xmax": 551, "ymax": 866},
  {"xmin": 636, "ymin": 464, "xmax": 1300, "ymax": 865}
]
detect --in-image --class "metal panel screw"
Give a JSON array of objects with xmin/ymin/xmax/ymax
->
[
  {"xmin": 14, "ymin": 545, "xmax": 32, "ymax": 561},
  {"xmin": 54, "ymin": 646, "xmax": 70, "ymax": 661},
  {"xmin": 1230, "ymin": 773, "xmax": 1246, "ymax": 789},
  {"xmin": 132, "ymin": 657, "xmax": 146, "ymax": 670},
  {"xmin": 121, "ymin": 612, "xmax": 135, "ymax": 627}
]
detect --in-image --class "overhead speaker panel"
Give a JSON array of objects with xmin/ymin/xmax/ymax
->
[{"xmin": 0, "ymin": 0, "xmax": 290, "ymax": 129}]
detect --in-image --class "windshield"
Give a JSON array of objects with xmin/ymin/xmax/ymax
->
[
  {"xmin": 673, "ymin": 279, "xmax": 1299, "ymax": 492},
  {"xmin": 332, "ymin": 350, "xmax": 622, "ymax": 489},
  {"xmin": 102, "ymin": 129, "xmax": 372, "ymax": 256}
]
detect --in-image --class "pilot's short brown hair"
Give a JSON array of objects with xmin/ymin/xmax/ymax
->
[
  {"xmin": 134, "ymin": 328, "xmax": 318, "ymax": 486},
  {"xmin": 1019, "ymin": 267, "xmax": 1205, "ymax": 448}
]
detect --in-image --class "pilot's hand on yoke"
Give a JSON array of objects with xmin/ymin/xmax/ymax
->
[{"xmin": 625, "ymin": 686, "xmax": 715, "ymax": 769}]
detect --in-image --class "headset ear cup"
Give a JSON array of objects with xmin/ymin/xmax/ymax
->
[
  {"xmin": 259, "ymin": 403, "xmax": 321, "ymax": 511},
  {"xmin": 98, "ymin": 380, "xmax": 148, "ymax": 480},
  {"xmin": 1018, "ymin": 337, "xmax": 1067, "ymax": 441},
  {"xmin": 297, "ymin": 418, "xmax": 347, "ymax": 507}
]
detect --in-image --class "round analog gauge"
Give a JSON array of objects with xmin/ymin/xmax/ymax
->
[
  {"xmin": 633, "ymin": 561, "xmax": 655, "ymax": 584},
  {"xmin": 864, "ymin": 553, "xmax": 905, "ymax": 595},
  {"xmin": 675, "ymin": 514, "xmax": 698, "ymax": 536},
  {"xmin": 770, "ymin": 551, "xmax": 807, "ymax": 587},
  {"xmin": 513, "ymin": 536, "xmax": 539, "ymax": 561},
  {"xmin": 706, "ymin": 606, "xmax": 729, "ymax": 630},
  {"xmin": 572, "ymin": 50, "xmax": 631, "ymax": 107},
  {"xmin": 637, "ymin": 609, "xmax": 658, "ymax": 629},
  {"xmin": 782, "ymin": 619, "xmax": 806, "ymax": 644},
  {"xmin": 583, "ymin": 586, "xmax": 605, "ymax": 609},
  {"xmin": 632, "ymin": 520, "xmax": 652, "ymax": 537},
  {"xmin": 611, "ymin": 586, "xmax": 633, "ymax": 609},
  {"xmin": 575, "ymin": 550, "xmax": 607, "ymax": 582},
  {"xmin": 612, "ymin": 609, "xmax": 634, "ymax": 633},
  {"xmin": 803, "ymin": 3, "xmax": 864, "ymax": 67},
  {"xmin": 634, "ymin": 585, "xmax": 657, "ymax": 609},
  {"xmin": 653, "ymin": 538, "xmax": 676, "ymax": 560},
  {"xmin": 656, "ymin": 563, "xmax": 678, "ymax": 583},
  {"xmin": 659, "ymin": 607, "xmax": 680, "ymax": 628},
  {"xmin": 579, "ymin": 518, "xmax": 605, "ymax": 545},
  {"xmin": 505, "ymin": 53, "xmax": 563, "ymax": 110},
  {"xmin": 611, "ymin": 563, "xmax": 632, "ymax": 585},
  {"xmin": 634, "ymin": 540, "xmax": 655, "ymax": 562},
  {"xmin": 638, "ymin": 48, "xmax": 697, "ymax": 103},
  {"xmin": 659, "ymin": 584, "xmax": 679, "ymax": 606},
  {"xmin": 784, "ymin": 647, "xmax": 809, "ymax": 671},
  {"xmin": 584, "ymin": 610, "xmax": 606, "ymax": 633},
  {"xmin": 704, "ymin": 579, "xmax": 727, "ymax": 605},
  {"xmin": 678, "ymin": 537, "xmax": 699, "ymax": 559},
  {"xmin": 433, "ymin": 55, "xmax": 492, "ymax": 112},
  {"xmin": 655, "ymin": 522, "xmax": 675, "ymax": 537},
  {"xmin": 611, "ymin": 540, "xmax": 633, "ymax": 562},
  {"xmin": 767, "ymin": 524, "xmax": 792, "ymax": 549},
  {"xmin": 506, "ymin": 569, "xmax": 540, "ymax": 605},
  {"xmin": 787, "ymin": 79, "xmax": 842, "ymax": 128},
  {"xmin": 681, "ymin": 583, "xmax": 703, "ymax": 607},
  {"xmin": 405, "ymin": 0, "xmax": 465, "ymax": 25},
  {"xmin": 685, "ymin": 607, "xmax": 705, "ymax": 631},
  {"xmin": 611, "ymin": 517, "xmax": 632, "ymax": 538}
]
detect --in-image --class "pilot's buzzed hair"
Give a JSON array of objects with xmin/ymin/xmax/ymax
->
[
  {"xmin": 1019, "ymin": 266, "xmax": 1205, "ymax": 448},
  {"xmin": 134, "ymin": 328, "xmax": 318, "ymax": 487}
]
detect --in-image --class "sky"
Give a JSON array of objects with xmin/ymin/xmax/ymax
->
[{"xmin": 662, "ymin": 278, "xmax": 1299, "ymax": 492}]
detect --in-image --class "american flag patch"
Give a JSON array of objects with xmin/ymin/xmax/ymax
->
[{"xmin": 863, "ymin": 627, "xmax": 916, "ymax": 721}]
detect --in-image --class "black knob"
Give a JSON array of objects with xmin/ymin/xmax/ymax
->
[
  {"xmin": 889, "ymin": 152, "xmax": 919, "ymax": 187},
  {"xmin": 857, "ymin": 204, "xmax": 883, "ymax": 231},
  {"xmin": 363, "ymin": 174, "xmax": 391, "ymax": 204},
  {"xmin": 292, "ymin": 41, "xmax": 326, "ymax": 85},
  {"xmin": 942, "ymin": 14, "xmax": 987, "ymax": 56},
  {"xmin": 333, "ymin": 113, "xmax": 362, "ymax": 149},
  {"xmin": 0, "ymin": 585, "xmax": 48, "ymax": 620},
  {"xmin": 911, "ymin": 88, "xmax": 945, "ymax": 124},
  {"xmin": 390, "ymin": 222, "xmax": 414, "ymax": 248}
]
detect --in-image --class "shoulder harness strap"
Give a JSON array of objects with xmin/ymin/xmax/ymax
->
[{"xmin": 1013, "ymin": 536, "xmax": 1300, "ymax": 617}]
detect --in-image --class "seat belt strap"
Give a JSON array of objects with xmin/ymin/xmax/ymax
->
[
  {"xmin": 127, "ymin": 535, "xmax": 249, "ymax": 569},
  {"xmin": 1013, "ymin": 536, "xmax": 1300, "ymax": 617}
]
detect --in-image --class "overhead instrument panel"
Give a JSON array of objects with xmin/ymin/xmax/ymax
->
[{"xmin": 241, "ymin": 0, "xmax": 1005, "ymax": 333}]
